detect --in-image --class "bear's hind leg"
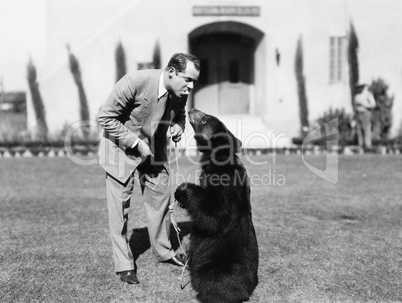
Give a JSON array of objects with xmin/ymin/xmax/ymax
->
[
  {"xmin": 196, "ymin": 286, "xmax": 250, "ymax": 303},
  {"xmin": 192, "ymin": 272, "xmax": 250, "ymax": 303}
]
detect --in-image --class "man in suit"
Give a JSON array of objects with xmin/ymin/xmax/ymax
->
[
  {"xmin": 354, "ymin": 83, "xmax": 376, "ymax": 151},
  {"xmin": 98, "ymin": 53, "xmax": 200, "ymax": 284}
]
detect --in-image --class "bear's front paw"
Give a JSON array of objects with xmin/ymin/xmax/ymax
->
[{"xmin": 175, "ymin": 183, "xmax": 191, "ymax": 209}]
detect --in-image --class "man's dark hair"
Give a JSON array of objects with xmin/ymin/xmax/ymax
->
[{"xmin": 166, "ymin": 53, "xmax": 200, "ymax": 72}]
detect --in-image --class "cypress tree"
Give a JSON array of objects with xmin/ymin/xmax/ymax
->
[
  {"xmin": 295, "ymin": 36, "xmax": 309, "ymax": 136},
  {"xmin": 347, "ymin": 21, "xmax": 359, "ymax": 109},
  {"xmin": 67, "ymin": 45, "xmax": 90, "ymax": 139},
  {"xmin": 115, "ymin": 40, "xmax": 127, "ymax": 82},
  {"xmin": 27, "ymin": 58, "xmax": 48, "ymax": 141},
  {"xmin": 153, "ymin": 40, "xmax": 161, "ymax": 69}
]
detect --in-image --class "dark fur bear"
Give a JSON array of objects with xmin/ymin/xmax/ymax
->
[{"xmin": 175, "ymin": 109, "xmax": 259, "ymax": 303}]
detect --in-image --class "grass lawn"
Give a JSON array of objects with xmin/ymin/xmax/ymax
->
[{"xmin": 0, "ymin": 154, "xmax": 401, "ymax": 302}]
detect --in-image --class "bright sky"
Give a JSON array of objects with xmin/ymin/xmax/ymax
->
[{"xmin": 0, "ymin": 0, "xmax": 46, "ymax": 91}]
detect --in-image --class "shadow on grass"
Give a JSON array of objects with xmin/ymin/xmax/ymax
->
[{"xmin": 128, "ymin": 221, "xmax": 192, "ymax": 263}]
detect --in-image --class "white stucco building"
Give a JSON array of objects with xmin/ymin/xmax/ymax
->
[{"xmin": 17, "ymin": 0, "xmax": 402, "ymax": 147}]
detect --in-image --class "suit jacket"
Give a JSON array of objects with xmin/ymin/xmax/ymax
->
[{"xmin": 98, "ymin": 69, "xmax": 187, "ymax": 183}]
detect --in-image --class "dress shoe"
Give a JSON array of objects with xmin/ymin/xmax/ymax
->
[
  {"xmin": 161, "ymin": 254, "xmax": 187, "ymax": 267},
  {"xmin": 118, "ymin": 270, "xmax": 140, "ymax": 284}
]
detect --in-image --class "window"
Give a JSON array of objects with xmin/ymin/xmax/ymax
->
[{"xmin": 329, "ymin": 36, "xmax": 346, "ymax": 83}]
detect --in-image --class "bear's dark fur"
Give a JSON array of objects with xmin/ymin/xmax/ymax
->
[{"xmin": 175, "ymin": 109, "xmax": 259, "ymax": 303}]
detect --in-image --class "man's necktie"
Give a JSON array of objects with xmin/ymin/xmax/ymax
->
[{"xmin": 142, "ymin": 92, "xmax": 170, "ymax": 138}]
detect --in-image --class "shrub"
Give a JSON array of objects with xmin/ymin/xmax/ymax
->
[
  {"xmin": 314, "ymin": 108, "xmax": 355, "ymax": 146},
  {"xmin": 369, "ymin": 78, "xmax": 394, "ymax": 140}
]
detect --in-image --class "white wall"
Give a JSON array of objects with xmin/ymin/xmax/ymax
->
[
  {"xmin": 0, "ymin": 0, "xmax": 46, "ymax": 91},
  {"xmin": 4, "ymin": 0, "xmax": 400, "ymax": 139}
]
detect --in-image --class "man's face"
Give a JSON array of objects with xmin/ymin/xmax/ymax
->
[{"xmin": 168, "ymin": 61, "xmax": 200, "ymax": 98}]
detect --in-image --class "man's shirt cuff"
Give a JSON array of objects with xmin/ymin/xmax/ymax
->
[{"xmin": 130, "ymin": 138, "xmax": 140, "ymax": 149}]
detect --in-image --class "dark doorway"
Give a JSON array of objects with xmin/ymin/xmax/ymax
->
[{"xmin": 190, "ymin": 32, "xmax": 256, "ymax": 115}]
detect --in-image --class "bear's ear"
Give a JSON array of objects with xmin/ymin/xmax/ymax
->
[{"xmin": 225, "ymin": 127, "xmax": 242, "ymax": 153}]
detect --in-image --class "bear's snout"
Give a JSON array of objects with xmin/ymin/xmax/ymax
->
[{"xmin": 188, "ymin": 109, "xmax": 205, "ymax": 125}]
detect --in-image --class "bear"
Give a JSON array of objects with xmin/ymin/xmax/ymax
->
[{"xmin": 174, "ymin": 109, "xmax": 259, "ymax": 303}]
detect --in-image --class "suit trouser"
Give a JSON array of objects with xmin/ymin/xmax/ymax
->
[
  {"xmin": 105, "ymin": 164, "xmax": 175, "ymax": 273},
  {"xmin": 356, "ymin": 109, "xmax": 373, "ymax": 149}
]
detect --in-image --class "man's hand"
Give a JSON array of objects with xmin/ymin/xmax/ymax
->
[
  {"xmin": 170, "ymin": 124, "xmax": 183, "ymax": 143},
  {"xmin": 136, "ymin": 139, "xmax": 153, "ymax": 160}
]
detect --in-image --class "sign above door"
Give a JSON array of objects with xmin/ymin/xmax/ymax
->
[{"xmin": 193, "ymin": 6, "xmax": 260, "ymax": 17}]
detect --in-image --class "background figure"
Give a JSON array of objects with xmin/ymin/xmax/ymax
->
[
  {"xmin": 354, "ymin": 83, "xmax": 376, "ymax": 151},
  {"xmin": 98, "ymin": 53, "xmax": 200, "ymax": 284}
]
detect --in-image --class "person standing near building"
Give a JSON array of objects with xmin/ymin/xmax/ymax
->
[
  {"xmin": 98, "ymin": 53, "xmax": 200, "ymax": 284},
  {"xmin": 354, "ymin": 83, "xmax": 376, "ymax": 151}
]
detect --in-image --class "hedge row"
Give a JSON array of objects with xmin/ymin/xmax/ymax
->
[{"xmin": 0, "ymin": 144, "xmax": 401, "ymax": 158}]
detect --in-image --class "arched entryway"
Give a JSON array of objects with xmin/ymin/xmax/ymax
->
[{"xmin": 189, "ymin": 21, "xmax": 264, "ymax": 115}]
